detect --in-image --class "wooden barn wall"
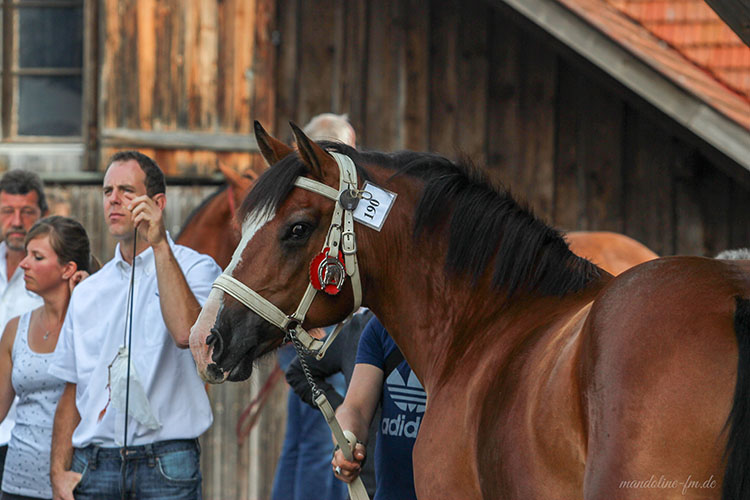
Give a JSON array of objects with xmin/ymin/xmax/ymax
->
[
  {"xmin": 97, "ymin": 0, "xmax": 276, "ymax": 176},
  {"xmin": 274, "ymin": 0, "xmax": 750, "ymax": 257}
]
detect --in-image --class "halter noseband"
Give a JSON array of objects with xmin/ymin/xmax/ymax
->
[{"xmin": 212, "ymin": 152, "xmax": 363, "ymax": 358}]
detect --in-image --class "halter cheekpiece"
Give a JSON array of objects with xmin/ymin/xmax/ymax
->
[{"xmin": 211, "ymin": 152, "xmax": 363, "ymax": 359}]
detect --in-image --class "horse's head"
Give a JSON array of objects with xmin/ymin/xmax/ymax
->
[{"xmin": 190, "ymin": 122, "xmax": 364, "ymax": 383}]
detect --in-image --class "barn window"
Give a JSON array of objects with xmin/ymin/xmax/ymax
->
[{"xmin": 1, "ymin": 0, "xmax": 84, "ymax": 138}]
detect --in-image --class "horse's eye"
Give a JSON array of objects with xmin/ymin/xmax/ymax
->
[{"xmin": 289, "ymin": 223, "xmax": 310, "ymax": 240}]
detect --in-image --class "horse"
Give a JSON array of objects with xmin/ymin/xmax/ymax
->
[
  {"xmin": 175, "ymin": 162, "xmax": 254, "ymax": 268},
  {"xmin": 189, "ymin": 123, "xmax": 750, "ymax": 499}
]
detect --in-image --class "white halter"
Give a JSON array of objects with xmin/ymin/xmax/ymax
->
[{"xmin": 212, "ymin": 152, "xmax": 363, "ymax": 358}]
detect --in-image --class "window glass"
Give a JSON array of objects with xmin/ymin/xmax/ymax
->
[
  {"xmin": 18, "ymin": 75, "xmax": 82, "ymax": 136},
  {"xmin": 18, "ymin": 7, "xmax": 83, "ymax": 68}
]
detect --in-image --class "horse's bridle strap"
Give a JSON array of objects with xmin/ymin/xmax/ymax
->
[
  {"xmin": 212, "ymin": 274, "xmax": 290, "ymax": 329},
  {"xmin": 294, "ymin": 177, "xmax": 339, "ymax": 200}
]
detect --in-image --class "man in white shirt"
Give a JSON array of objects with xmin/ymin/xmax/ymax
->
[
  {"xmin": 49, "ymin": 151, "xmax": 221, "ymax": 500},
  {"xmin": 0, "ymin": 170, "xmax": 46, "ymax": 483}
]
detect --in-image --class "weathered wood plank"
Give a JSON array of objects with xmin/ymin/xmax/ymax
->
[
  {"xmin": 297, "ymin": 0, "xmax": 337, "ymax": 123},
  {"xmin": 136, "ymin": 0, "xmax": 156, "ymax": 129},
  {"xmin": 456, "ymin": 0, "xmax": 489, "ymax": 165},
  {"xmin": 252, "ymin": 0, "xmax": 276, "ymax": 131},
  {"xmin": 486, "ymin": 12, "xmax": 522, "ymax": 187},
  {"xmin": 699, "ymin": 162, "xmax": 732, "ymax": 256},
  {"xmin": 402, "ymin": 0, "xmax": 430, "ymax": 151},
  {"xmin": 274, "ymin": 0, "xmax": 299, "ymax": 138},
  {"xmin": 729, "ymin": 181, "xmax": 750, "ymax": 249},
  {"xmin": 100, "ymin": 128, "xmax": 258, "ymax": 152},
  {"xmin": 99, "ymin": 146, "xmax": 254, "ymax": 177},
  {"xmin": 553, "ymin": 67, "xmax": 583, "ymax": 231},
  {"xmin": 365, "ymin": 0, "xmax": 406, "ymax": 150},
  {"xmin": 518, "ymin": 36, "xmax": 557, "ymax": 221},
  {"xmin": 580, "ymin": 71, "xmax": 624, "ymax": 232},
  {"xmin": 337, "ymin": 0, "xmax": 368, "ymax": 140},
  {"xmin": 152, "ymin": 0, "xmax": 178, "ymax": 128},
  {"xmin": 83, "ymin": 0, "xmax": 100, "ymax": 171},
  {"xmin": 429, "ymin": 0, "xmax": 459, "ymax": 155},
  {"xmin": 623, "ymin": 108, "xmax": 675, "ymax": 255}
]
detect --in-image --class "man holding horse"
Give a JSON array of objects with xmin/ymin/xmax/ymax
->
[
  {"xmin": 0, "ymin": 170, "xmax": 46, "ymax": 485},
  {"xmin": 49, "ymin": 151, "xmax": 221, "ymax": 500}
]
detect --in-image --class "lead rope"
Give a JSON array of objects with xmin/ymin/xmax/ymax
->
[
  {"xmin": 121, "ymin": 228, "xmax": 137, "ymax": 500},
  {"xmin": 288, "ymin": 329, "xmax": 370, "ymax": 500}
]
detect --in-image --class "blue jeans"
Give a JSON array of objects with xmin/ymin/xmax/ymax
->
[
  {"xmin": 71, "ymin": 439, "xmax": 202, "ymax": 500},
  {"xmin": 271, "ymin": 390, "xmax": 347, "ymax": 500}
]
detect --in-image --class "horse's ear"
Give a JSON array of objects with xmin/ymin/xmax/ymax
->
[
  {"xmin": 217, "ymin": 161, "xmax": 254, "ymax": 207},
  {"xmin": 254, "ymin": 121, "xmax": 293, "ymax": 166},
  {"xmin": 290, "ymin": 122, "xmax": 337, "ymax": 185},
  {"xmin": 217, "ymin": 161, "xmax": 246, "ymax": 189}
]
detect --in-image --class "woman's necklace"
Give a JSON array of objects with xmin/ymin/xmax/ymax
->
[{"xmin": 41, "ymin": 308, "xmax": 53, "ymax": 340}]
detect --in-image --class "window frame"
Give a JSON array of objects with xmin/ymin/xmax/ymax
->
[{"xmin": 1, "ymin": 0, "xmax": 85, "ymax": 141}]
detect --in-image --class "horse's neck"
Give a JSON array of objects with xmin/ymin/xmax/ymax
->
[
  {"xmin": 366, "ymin": 266, "xmax": 605, "ymax": 391},
  {"xmin": 356, "ymin": 164, "xmax": 606, "ymax": 390},
  {"xmin": 356, "ymin": 206, "xmax": 605, "ymax": 392}
]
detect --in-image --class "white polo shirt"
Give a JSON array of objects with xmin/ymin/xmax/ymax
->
[
  {"xmin": 0, "ymin": 241, "xmax": 43, "ymax": 446},
  {"xmin": 49, "ymin": 235, "xmax": 221, "ymax": 447}
]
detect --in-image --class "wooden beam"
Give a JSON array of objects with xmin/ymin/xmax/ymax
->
[
  {"xmin": 704, "ymin": 0, "xmax": 750, "ymax": 47},
  {"xmin": 100, "ymin": 128, "xmax": 259, "ymax": 152}
]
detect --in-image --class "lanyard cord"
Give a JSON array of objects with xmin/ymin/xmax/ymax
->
[{"xmin": 121, "ymin": 228, "xmax": 137, "ymax": 498}]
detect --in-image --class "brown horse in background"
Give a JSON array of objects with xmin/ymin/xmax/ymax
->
[
  {"xmin": 191, "ymin": 123, "xmax": 750, "ymax": 499},
  {"xmin": 176, "ymin": 163, "xmax": 254, "ymax": 268},
  {"xmin": 565, "ymin": 230, "xmax": 657, "ymax": 275}
]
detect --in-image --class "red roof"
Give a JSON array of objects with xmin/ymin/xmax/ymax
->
[
  {"xmin": 608, "ymin": 0, "xmax": 750, "ymax": 97},
  {"xmin": 557, "ymin": 0, "xmax": 750, "ymax": 129}
]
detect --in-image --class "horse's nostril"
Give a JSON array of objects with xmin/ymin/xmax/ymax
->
[{"xmin": 207, "ymin": 329, "xmax": 224, "ymax": 360}]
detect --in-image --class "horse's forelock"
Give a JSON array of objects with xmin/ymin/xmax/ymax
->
[{"xmin": 238, "ymin": 154, "xmax": 309, "ymax": 222}]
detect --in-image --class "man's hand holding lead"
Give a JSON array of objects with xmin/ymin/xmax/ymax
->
[{"xmin": 128, "ymin": 195, "xmax": 167, "ymax": 248}]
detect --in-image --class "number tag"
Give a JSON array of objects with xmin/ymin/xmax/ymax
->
[{"xmin": 352, "ymin": 182, "xmax": 397, "ymax": 231}]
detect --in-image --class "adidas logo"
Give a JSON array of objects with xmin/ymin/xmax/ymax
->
[
  {"xmin": 381, "ymin": 415, "xmax": 421, "ymax": 438},
  {"xmin": 385, "ymin": 368, "xmax": 426, "ymax": 413}
]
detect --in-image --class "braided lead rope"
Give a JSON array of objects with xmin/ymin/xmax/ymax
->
[{"xmin": 288, "ymin": 329, "xmax": 370, "ymax": 500}]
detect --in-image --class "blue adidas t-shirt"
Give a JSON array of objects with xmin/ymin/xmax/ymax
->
[{"xmin": 356, "ymin": 317, "xmax": 426, "ymax": 500}]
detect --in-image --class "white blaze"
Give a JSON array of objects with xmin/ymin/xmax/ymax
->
[
  {"xmin": 226, "ymin": 210, "xmax": 276, "ymax": 273},
  {"xmin": 189, "ymin": 208, "xmax": 276, "ymax": 381}
]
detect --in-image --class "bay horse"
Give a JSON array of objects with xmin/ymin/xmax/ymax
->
[{"xmin": 190, "ymin": 123, "xmax": 750, "ymax": 499}]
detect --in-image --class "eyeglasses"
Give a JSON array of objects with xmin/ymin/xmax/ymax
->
[{"xmin": 0, "ymin": 207, "xmax": 40, "ymax": 218}]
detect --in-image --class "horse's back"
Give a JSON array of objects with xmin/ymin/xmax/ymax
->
[{"xmin": 580, "ymin": 256, "xmax": 750, "ymax": 498}]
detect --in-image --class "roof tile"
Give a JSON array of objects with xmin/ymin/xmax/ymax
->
[{"xmin": 604, "ymin": 0, "xmax": 750, "ymax": 97}]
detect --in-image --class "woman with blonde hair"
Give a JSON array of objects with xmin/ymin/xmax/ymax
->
[{"xmin": 0, "ymin": 216, "xmax": 95, "ymax": 500}]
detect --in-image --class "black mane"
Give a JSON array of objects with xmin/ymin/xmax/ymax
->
[{"xmin": 240, "ymin": 142, "xmax": 600, "ymax": 297}]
